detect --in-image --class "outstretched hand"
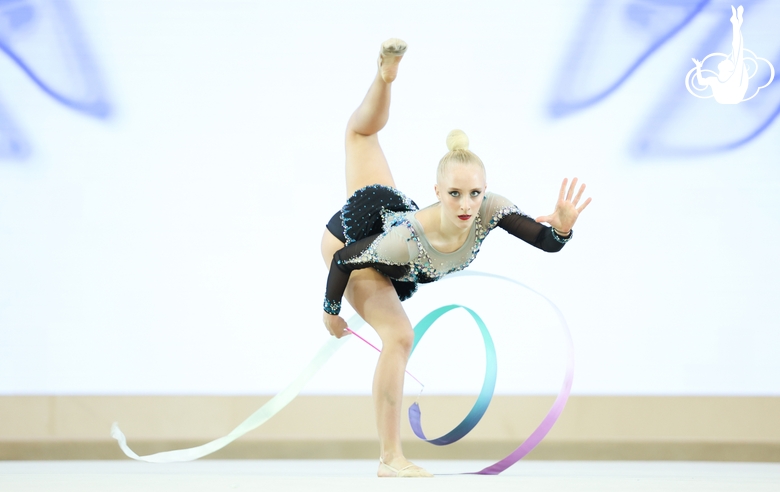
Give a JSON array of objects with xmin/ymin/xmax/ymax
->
[{"xmin": 535, "ymin": 177, "xmax": 591, "ymax": 233}]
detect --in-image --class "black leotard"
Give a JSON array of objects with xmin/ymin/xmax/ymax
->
[{"xmin": 324, "ymin": 187, "xmax": 569, "ymax": 315}]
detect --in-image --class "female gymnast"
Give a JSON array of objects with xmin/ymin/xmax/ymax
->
[{"xmin": 320, "ymin": 38, "xmax": 591, "ymax": 478}]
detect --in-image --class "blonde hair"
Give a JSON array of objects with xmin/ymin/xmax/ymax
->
[{"xmin": 436, "ymin": 129, "xmax": 485, "ymax": 182}]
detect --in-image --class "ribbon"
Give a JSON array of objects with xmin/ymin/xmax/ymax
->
[
  {"xmin": 111, "ymin": 313, "xmax": 367, "ymax": 462},
  {"xmin": 111, "ymin": 270, "xmax": 574, "ymax": 475},
  {"xmin": 407, "ymin": 305, "xmax": 497, "ymax": 445},
  {"xmin": 445, "ymin": 271, "xmax": 575, "ymax": 475}
]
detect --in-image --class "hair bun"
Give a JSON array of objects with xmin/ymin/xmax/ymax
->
[{"xmin": 446, "ymin": 129, "xmax": 469, "ymax": 151}]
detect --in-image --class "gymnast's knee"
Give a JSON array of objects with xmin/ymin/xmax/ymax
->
[{"xmin": 381, "ymin": 324, "xmax": 414, "ymax": 355}]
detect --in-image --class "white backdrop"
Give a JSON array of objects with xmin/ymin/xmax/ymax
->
[{"xmin": 0, "ymin": 0, "xmax": 778, "ymax": 396}]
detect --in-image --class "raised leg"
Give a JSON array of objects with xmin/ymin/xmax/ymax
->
[
  {"xmin": 344, "ymin": 39, "xmax": 407, "ymax": 198},
  {"xmin": 320, "ymin": 38, "xmax": 428, "ymax": 477}
]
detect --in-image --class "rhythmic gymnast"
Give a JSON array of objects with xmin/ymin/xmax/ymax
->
[{"xmin": 320, "ymin": 38, "xmax": 591, "ymax": 477}]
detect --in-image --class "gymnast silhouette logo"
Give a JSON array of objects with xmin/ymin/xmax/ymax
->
[{"xmin": 685, "ymin": 5, "xmax": 774, "ymax": 104}]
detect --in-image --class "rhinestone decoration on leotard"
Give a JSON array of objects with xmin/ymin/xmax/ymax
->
[
  {"xmin": 341, "ymin": 184, "xmax": 418, "ymax": 245},
  {"xmin": 483, "ymin": 204, "xmax": 523, "ymax": 240},
  {"xmin": 323, "ymin": 299, "xmax": 341, "ymax": 315},
  {"xmin": 323, "ymin": 192, "xmax": 549, "ymax": 313},
  {"xmin": 551, "ymin": 228, "xmax": 573, "ymax": 244},
  {"xmin": 341, "ymin": 198, "xmax": 523, "ymax": 286}
]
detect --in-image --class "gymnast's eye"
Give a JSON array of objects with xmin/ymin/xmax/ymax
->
[
  {"xmin": 449, "ymin": 191, "xmax": 460, "ymax": 197},
  {"xmin": 470, "ymin": 190, "xmax": 481, "ymax": 197}
]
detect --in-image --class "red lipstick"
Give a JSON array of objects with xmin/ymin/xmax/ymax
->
[{"xmin": 458, "ymin": 215, "xmax": 472, "ymax": 221}]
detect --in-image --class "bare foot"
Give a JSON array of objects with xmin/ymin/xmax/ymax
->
[{"xmin": 378, "ymin": 38, "xmax": 407, "ymax": 83}]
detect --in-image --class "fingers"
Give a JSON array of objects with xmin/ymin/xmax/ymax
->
[
  {"xmin": 323, "ymin": 315, "xmax": 350, "ymax": 338},
  {"xmin": 335, "ymin": 322, "xmax": 350, "ymax": 338},
  {"xmin": 572, "ymin": 183, "xmax": 586, "ymax": 206},
  {"xmin": 332, "ymin": 327, "xmax": 350, "ymax": 339},
  {"xmin": 576, "ymin": 196, "xmax": 592, "ymax": 213},
  {"xmin": 552, "ymin": 176, "xmax": 592, "ymax": 223},
  {"xmin": 557, "ymin": 178, "xmax": 567, "ymax": 203},
  {"xmin": 535, "ymin": 215, "xmax": 550, "ymax": 223},
  {"xmin": 565, "ymin": 177, "xmax": 578, "ymax": 202}
]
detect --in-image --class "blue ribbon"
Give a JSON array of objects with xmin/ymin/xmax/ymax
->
[
  {"xmin": 112, "ymin": 270, "xmax": 573, "ymax": 475},
  {"xmin": 407, "ymin": 304, "xmax": 497, "ymax": 445},
  {"xmin": 407, "ymin": 271, "xmax": 575, "ymax": 475}
]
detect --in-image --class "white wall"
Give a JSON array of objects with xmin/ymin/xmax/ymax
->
[{"xmin": 0, "ymin": 0, "xmax": 778, "ymax": 395}]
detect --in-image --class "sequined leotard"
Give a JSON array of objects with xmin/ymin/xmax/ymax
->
[{"xmin": 323, "ymin": 188, "xmax": 569, "ymax": 315}]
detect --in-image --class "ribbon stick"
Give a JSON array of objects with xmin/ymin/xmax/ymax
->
[
  {"xmin": 111, "ymin": 270, "xmax": 574, "ymax": 474},
  {"xmin": 345, "ymin": 327, "xmax": 425, "ymax": 389}
]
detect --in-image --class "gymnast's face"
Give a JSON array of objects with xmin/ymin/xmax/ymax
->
[{"xmin": 435, "ymin": 161, "xmax": 487, "ymax": 231}]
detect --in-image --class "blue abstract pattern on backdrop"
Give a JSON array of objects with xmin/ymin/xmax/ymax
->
[
  {"xmin": 0, "ymin": 0, "xmax": 110, "ymax": 160},
  {"xmin": 549, "ymin": 0, "xmax": 779, "ymax": 156}
]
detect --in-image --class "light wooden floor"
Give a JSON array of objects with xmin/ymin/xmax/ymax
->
[{"xmin": 1, "ymin": 460, "xmax": 779, "ymax": 491}]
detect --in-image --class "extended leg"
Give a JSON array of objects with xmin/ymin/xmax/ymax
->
[{"xmin": 345, "ymin": 39, "xmax": 407, "ymax": 198}]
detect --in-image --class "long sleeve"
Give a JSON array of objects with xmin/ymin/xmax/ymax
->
[
  {"xmin": 496, "ymin": 213, "xmax": 565, "ymax": 252},
  {"xmin": 323, "ymin": 225, "xmax": 417, "ymax": 315},
  {"xmin": 482, "ymin": 192, "xmax": 568, "ymax": 253}
]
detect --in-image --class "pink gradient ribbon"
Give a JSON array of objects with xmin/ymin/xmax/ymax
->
[
  {"xmin": 349, "ymin": 271, "xmax": 575, "ymax": 475},
  {"xmin": 112, "ymin": 270, "xmax": 573, "ymax": 474}
]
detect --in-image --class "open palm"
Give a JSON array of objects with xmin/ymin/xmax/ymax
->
[{"xmin": 535, "ymin": 178, "xmax": 591, "ymax": 233}]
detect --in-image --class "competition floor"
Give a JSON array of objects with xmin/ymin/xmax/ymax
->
[{"xmin": 1, "ymin": 460, "xmax": 779, "ymax": 491}]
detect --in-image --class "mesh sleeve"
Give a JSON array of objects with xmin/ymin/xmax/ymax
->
[
  {"xmin": 481, "ymin": 192, "xmax": 567, "ymax": 253},
  {"xmin": 323, "ymin": 226, "xmax": 417, "ymax": 315}
]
